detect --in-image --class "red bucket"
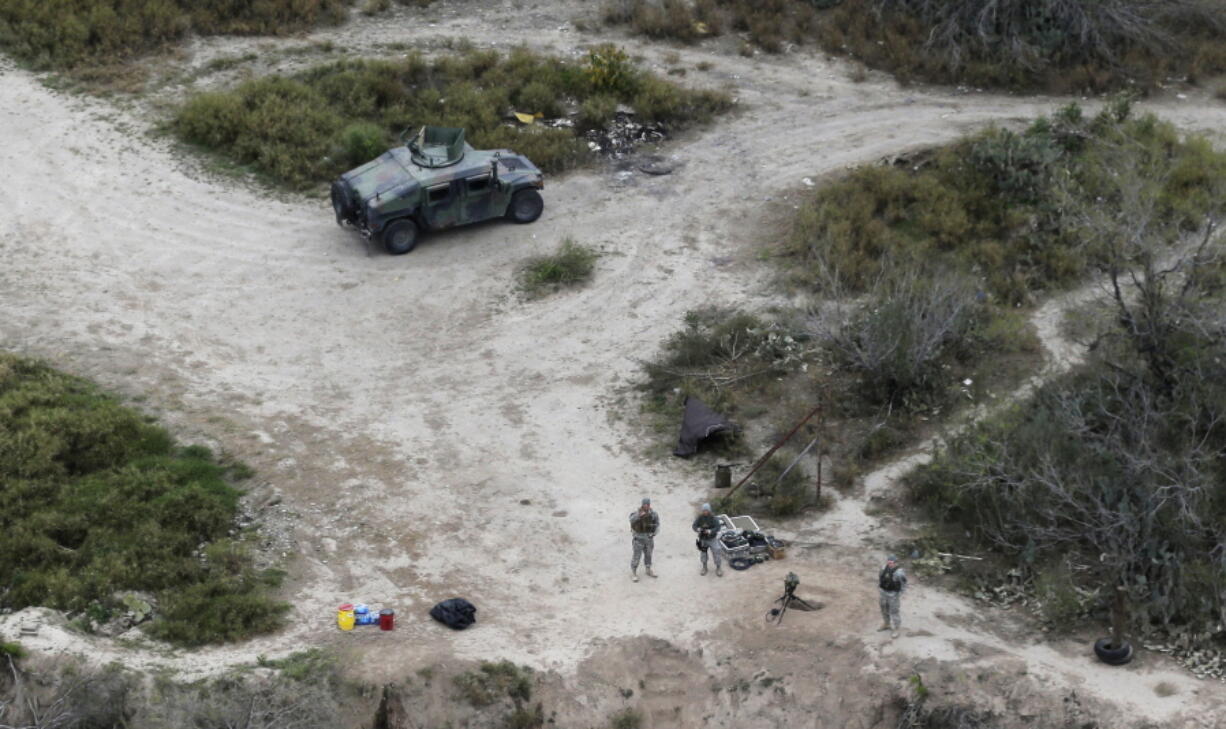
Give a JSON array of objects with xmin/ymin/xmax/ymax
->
[{"xmin": 379, "ymin": 608, "xmax": 395, "ymax": 631}]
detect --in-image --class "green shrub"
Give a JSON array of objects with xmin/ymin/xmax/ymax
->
[
  {"xmin": 780, "ymin": 105, "xmax": 1226, "ymax": 304},
  {"xmin": 174, "ymin": 47, "xmax": 731, "ymax": 188},
  {"xmin": 0, "ymin": 0, "xmax": 350, "ymax": 70},
  {"xmin": 0, "ymin": 354, "xmax": 286, "ymax": 645},
  {"xmin": 338, "ymin": 121, "xmax": 388, "ymax": 168},
  {"xmin": 517, "ymin": 238, "xmax": 598, "ymax": 297}
]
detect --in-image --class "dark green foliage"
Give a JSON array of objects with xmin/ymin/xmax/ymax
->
[
  {"xmin": 0, "ymin": 642, "xmax": 26, "ymax": 659},
  {"xmin": 909, "ymin": 279, "xmax": 1226, "ymax": 638},
  {"xmin": 0, "ymin": 0, "xmax": 350, "ymax": 70},
  {"xmin": 782, "ymin": 104, "xmax": 1226, "ymax": 304},
  {"xmin": 0, "ymin": 354, "xmax": 286, "ymax": 645},
  {"xmin": 518, "ymin": 239, "xmax": 599, "ymax": 297},
  {"xmin": 173, "ymin": 47, "xmax": 732, "ymax": 188}
]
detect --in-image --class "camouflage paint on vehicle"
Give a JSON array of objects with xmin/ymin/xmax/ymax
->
[{"xmin": 330, "ymin": 126, "xmax": 545, "ymax": 253}]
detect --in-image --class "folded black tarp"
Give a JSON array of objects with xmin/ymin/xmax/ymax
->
[
  {"xmin": 674, "ymin": 395, "xmax": 736, "ymax": 457},
  {"xmin": 430, "ymin": 598, "xmax": 477, "ymax": 630}
]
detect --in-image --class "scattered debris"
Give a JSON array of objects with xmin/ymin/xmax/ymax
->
[{"xmin": 584, "ymin": 110, "xmax": 667, "ymax": 159}]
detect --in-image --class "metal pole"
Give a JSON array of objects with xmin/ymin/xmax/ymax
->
[{"xmin": 724, "ymin": 403, "xmax": 823, "ymax": 500}]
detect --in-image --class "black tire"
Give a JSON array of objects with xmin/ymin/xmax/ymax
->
[
  {"xmin": 728, "ymin": 557, "xmax": 754, "ymax": 571},
  {"xmin": 330, "ymin": 180, "xmax": 354, "ymax": 225},
  {"xmin": 507, "ymin": 189, "xmax": 544, "ymax": 223},
  {"xmin": 1093, "ymin": 638, "xmax": 1134, "ymax": 666},
  {"xmin": 383, "ymin": 219, "xmax": 419, "ymax": 255}
]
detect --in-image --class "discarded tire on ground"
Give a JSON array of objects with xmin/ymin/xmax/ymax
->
[{"xmin": 1093, "ymin": 638, "xmax": 1134, "ymax": 665}]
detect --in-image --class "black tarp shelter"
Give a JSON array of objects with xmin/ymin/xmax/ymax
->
[{"xmin": 673, "ymin": 395, "xmax": 737, "ymax": 457}]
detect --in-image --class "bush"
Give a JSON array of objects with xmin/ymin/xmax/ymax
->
[
  {"xmin": 454, "ymin": 661, "xmax": 534, "ymax": 708},
  {"xmin": 780, "ymin": 105, "xmax": 1226, "ymax": 304},
  {"xmin": 0, "ymin": 354, "xmax": 285, "ymax": 645},
  {"xmin": 338, "ymin": 121, "xmax": 388, "ymax": 168},
  {"xmin": 517, "ymin": 238, "xmax": 598, "ymax": 297},
  {"xmin": 0, "ymin": 0, "xmax": 350, "ymax": 70},
  {"xmin": 812, "ymin": 264, "xmax": 983, "ymax": 409},
  {"xmin": 909, "ymin": 262, "xmax": 1226, "ymax": 640},
  {"xmin": 174, "ymin": 47, "xmax": 731, "ymax": 188},
  {"xmin": 818, "ymin": 0, "xmax": 1226, "ymax": 92}
]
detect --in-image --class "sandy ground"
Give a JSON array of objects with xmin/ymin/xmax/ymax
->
[{"xmin": 2, "ymin": 1, "xmax": 1225, "ymax": 725}]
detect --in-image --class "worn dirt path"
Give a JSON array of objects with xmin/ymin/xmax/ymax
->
[{"xmin": 2, "ymin": 1, "xmax": 1224, "ymax": 724}]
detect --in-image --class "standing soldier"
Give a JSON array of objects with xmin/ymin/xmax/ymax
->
[
  {"xmin": 629, "ymin": 497, "xmax": 659, "ymax": 582},
  {"xmin": 877, "ymin": 555, "xmax": 908, "ymax": 638},
  {"xmin": 691, "ymin": 503, "xmax": 723, "ymax": 577}
]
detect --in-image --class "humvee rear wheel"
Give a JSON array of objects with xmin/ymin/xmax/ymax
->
[
  {"xmin": 383, "ymin": 219, "xmax": 419, "ymax": 255},
  {"xmin": 507, "ymin": 189, "xmax": 544, "ymax": 223}
]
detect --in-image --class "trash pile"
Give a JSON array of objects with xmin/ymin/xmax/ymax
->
[
  {"xmin": 583, "ymin": 108, "xmax": 666, "ymax": 158},
  {"xmin": 717, "ymin": 514, "xmax": 786, "ymax": 571},
  {"xmin": 508, "ymin": 105, "xmax": 667, "ymax": 160},
  {"xmin": 1145, "ymin": 638, "xmax": 1226, "ymax": 681}
]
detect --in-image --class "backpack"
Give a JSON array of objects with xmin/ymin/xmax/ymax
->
[
  {"xmin": 879, "ymin": 566, "xmax": 901, "ymax": 592},
  {"xmin": 430, "ymin": 598, "xmax": 477, "ymax": 630}
]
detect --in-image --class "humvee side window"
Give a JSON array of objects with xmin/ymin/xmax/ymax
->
[
  {"xmin": 467, "ymin": 175, "xmax": 490, "ymax": 193},
  {"xmin": 427, "ymin": 184, "xmax": 450, "ymax": 203}
]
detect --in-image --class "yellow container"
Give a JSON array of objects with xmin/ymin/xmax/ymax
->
[{"xmin": 337, "ymin": 603, "xmax": 355, "ymax": 631}]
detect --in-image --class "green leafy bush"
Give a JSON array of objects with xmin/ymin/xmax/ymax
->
[
  {"xmin": 173, "ymin": 47, "xmax": 732, "ymax": 188},
  {"xmin": 0, "ymin": 0, "xmax": 350, "ymax": 70},
  {"xmin": 0, "ymin": 354, "xmax": 285, "ymax": 645},
  {"xmin": 780, "ymin": 104, "xmax": 1226, "ymax": 304}
]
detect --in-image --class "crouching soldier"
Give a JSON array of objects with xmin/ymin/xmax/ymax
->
[
  {"xmin": 692, "ymin": 503, "xmax": 723, "ymax": 577},
  {"xmin": 630, "ymin": 498, "xmax": 659, "ymax": 582}
]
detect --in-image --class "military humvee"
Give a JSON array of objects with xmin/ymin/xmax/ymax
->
[{"xmin": 330, "ymin": 126, "xmax": 545, "ymax": 254}]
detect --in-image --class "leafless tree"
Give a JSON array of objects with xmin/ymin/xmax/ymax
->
[
  {"xmin": 809, "ymin": 260, "xmax": 979, "ymax": 408},
  {"xmin": 0, "ymin": 655, "xmax": 130, "ymax": 729},
  {"xmin": 873, "ymin": 0, "xmax": 1224, "ymax": 71},
  {"xmin": 936, "ymin": 130, "xmax": 1226, "ymax": 645},
  {"xmin": 137, "ymin": 672, "xmax": 341, "ymax": 729}
]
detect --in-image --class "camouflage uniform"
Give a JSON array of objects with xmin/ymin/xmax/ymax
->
[
  {"xmin": 691, "ymin": 509, "xmax": 723, "ymax": 575},
  {"xmin": 878, "ymin": 559, "xmax": 907, "ymax": 635},
  {"xmin": 630, "ymin": 505, "xmax": 659, "ymax": 578}
]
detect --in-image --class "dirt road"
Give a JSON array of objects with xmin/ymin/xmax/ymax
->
[{"xmin": 2, "ymin": 1, "xmax": 1224, "ymax": 725}]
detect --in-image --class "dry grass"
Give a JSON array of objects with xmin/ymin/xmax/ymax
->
[{"xmin": 604, "ymin": 0, "xmax": 1226, "ymax": 93}]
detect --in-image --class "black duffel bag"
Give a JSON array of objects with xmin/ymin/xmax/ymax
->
[{"xmin": 430, "ymin": 598, "xmax": 477, "ymax": 630}]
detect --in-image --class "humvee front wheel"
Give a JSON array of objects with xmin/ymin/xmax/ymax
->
[
  {"xmin": 383, "ymin": 219, "xmax": 419, "ymax": 255},
  {"xmin": 507, "ymin": 189, "xmax": 544, "ymax": 224}
]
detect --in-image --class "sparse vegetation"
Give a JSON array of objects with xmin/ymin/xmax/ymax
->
[
  {"xmin": 609, "ymin": 707, "xmax": 644, "ymax": 729},
  {"xmin": 0, "ymin": 354, "xmax": 287, "ymax": 646},
  {"xmin": 604, "ymin": 0, "xmax": 1226, "ymax": 92},
  {"xmin": 0, "ymin": 0, "xmax": 351, "ymax": 70},
  {"xmin": 821, "ymin": 0, "xmax": 1226, "ymax": 92},
  {"xmin": 173, "ymin": 46, "xmax": 731, "ymax": 188},
  {"xmin": 517, "ymin": 238, "xmax": 598, "ymax": 297}
]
